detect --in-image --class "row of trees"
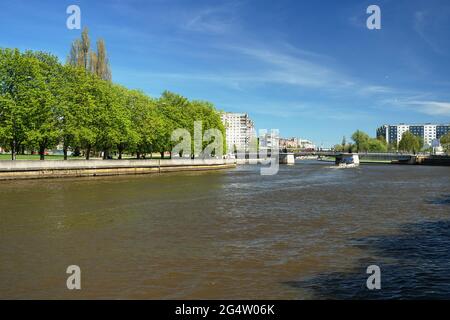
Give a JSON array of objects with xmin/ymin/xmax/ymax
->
[
  {"xmin": 335, "ymin": 130, "xmax": 390, "ymax": 153},
  {"xmin": 0, "ymin": 48, "xmax": 225, "ymax": 160},
  {"xmin": 334, "ymin": 129, "xmax": 449, "ymax": 154}
]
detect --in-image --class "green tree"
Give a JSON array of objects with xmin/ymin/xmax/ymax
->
[
  {"xmin": 126, "ymin": 90, "xmax": 162, "ymax": 158},
  {"xmin": 156, "ymin": 91, "xmax": 191, "ymax": 158},
  {"xmin": 22, "ymin": 51, "xmax": 63, "ymax": 160},
  {"xmin": 68, "ymin": 27, "xmax": 90, "ymax": 70},
  {"xmin": 440, "ymin": 133, "xmax": 450, "ymax": 154},
  {"xmin": 92, "ymin": 39, "xmax": 111, "ymax": 81},
  {"xmin": 367, "ymin": 137, "xmax": 387, "ymax": 152},
  {"xmin": 0, "ymin": 49, "xmax": 61, "ymax": 160},
  {"xmin": 57, "ymin": 65, "xmax": 97, "ymax": 159},
  {"xmin": 0, "ymin": 49, "xmax": 29, "ymax": 160},
  {"xmin": 68, "ymin": 27, "xmax": 111, "ymax": 81},
  {"xmin": 388, "ymin": 141, "xmax": 398, "ymax": 152},
  {"xmin": 398, "ymin": 131, "xmax": 423, "ymax": 154},
  {"xmin": 351, "ymin": 130, "xmax": 371, "ymax": 152},
  {"xmin": 350, "ymin": 130, "xmax": 388, "ymax": 153},
  {"xmin": 112, "ymin": 85, "xmax": 139, "ymax": 159},
  {"xmin": 88, "ymin": 78, "xmax": 123, "ymax": 159},
  {"xmin": 190, "ymin": 100, "xmax": 226, "ymax": 156}
]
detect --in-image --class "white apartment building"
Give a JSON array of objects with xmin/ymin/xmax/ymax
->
[
  {"xmin": 220, "ymin": 113, "xmax": 256, "ymax": 152},
  {"xmin": 377, "ymin": 123, "xmax": 450, "ymax": 147}
]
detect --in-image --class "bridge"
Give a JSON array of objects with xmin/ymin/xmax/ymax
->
[
  {"xmin": 292, "ymin": 151, "xmax": 416, "ymax": 162},
  {"xmin": 289, "ymin": 151, "xmax": 450, "ymax": 165},
  {"xmin": 234, "ymin": 151, "xmax": 450, "ymax": 165}
]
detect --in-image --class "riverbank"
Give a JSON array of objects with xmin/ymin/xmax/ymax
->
[{"xmin": 0, "ymin": 159, "xmax": 236, "ymax": 180}]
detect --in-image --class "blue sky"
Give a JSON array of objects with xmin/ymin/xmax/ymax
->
[{"xmin": 1, "ymin": 0, "xmax": 450, "ymax": 146}]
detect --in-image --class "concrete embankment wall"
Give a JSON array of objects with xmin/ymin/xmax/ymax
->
[
  {"xmin": 392, "ymin": 155, "xmax": 450, "ymax": 166},
  {"xmin": 0, "ymin": 159, "xmax": 236, "ymax": 180},
  {"xmin": 419, "ymin": 156, "xmax": 450, "ymax": 166}
]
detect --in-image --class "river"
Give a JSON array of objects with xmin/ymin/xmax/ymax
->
[{"xmin": 1, "ymin": 161, "xmax": 450, "ymax": 299}]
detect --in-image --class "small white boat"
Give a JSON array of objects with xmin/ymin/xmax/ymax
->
[{"xmin": 335, "ymin": 154, "xmax": 360, "ymax": 167}]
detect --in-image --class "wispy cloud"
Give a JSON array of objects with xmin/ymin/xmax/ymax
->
[
  {"xmin": 183, "ymin": 2, "xmax": 242, "ymax": 34},
  {"xmin": 121, "ymin": 40, "xmax": 407, "ymax": 106},
  {"xmin": 223, "ymin": 44, "xmax": 354, "ymax": 89},
  {"xmin": 414, "ymin": 9, "xmax": 449, "ymax": 55},
  {"xmin": 383, "ymin": 96, "xmax": 450, "ymax": 116},
  {"xmin": 407, "ymin": 101, "xmax": 450, "ymax": 116}
]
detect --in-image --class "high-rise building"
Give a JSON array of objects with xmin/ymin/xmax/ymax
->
[
  {"xmin": 220, "ymin": 113, "xmax": 255, "ymax": 152},
  {"xmin": 377, "ymin": 123, "xmax": 450, "ymax": 147}
]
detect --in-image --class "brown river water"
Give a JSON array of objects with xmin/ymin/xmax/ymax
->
[{"xmin": 1, "ymin": 161, "xmax": 450, "ymax": 299}]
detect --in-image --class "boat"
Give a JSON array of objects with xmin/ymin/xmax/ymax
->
[{"xmin": 335, "ymin": 153, "xmax": 360, "ymax": 168}]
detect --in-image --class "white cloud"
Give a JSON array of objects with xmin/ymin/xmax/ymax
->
[
  {"xmin": 407, "ymin": 101, "xmax": 450, "ymax": 116},
  {"xmin": 414, "ymin": 10, "xmax": 448, "ymax": 55},
  {"xmin": 183, "ymin": 3, "xmax": 241, "ymax": 34},
  {"xmin": 223, "ymin": 45, "xmax": 352, "ymax": 89}
]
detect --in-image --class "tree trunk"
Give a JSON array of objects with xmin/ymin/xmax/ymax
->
[
  {"xmin": 73, "ymin": 146, "xmax": 81, "ymax": 157},
  {"xmin": 63, "ymin": 145, "xmax": 68, "ymax": 160},
  {"xmin": 118, "ymin": 146, "xmax": 123, "ymax": 160},
  {"xmin": 160, "ymin": 151, "xmax": 164, "ymax": 159},
  {"xmin": 103, "ymin": 149, "xmax": 109, "ymax": 160},
  {"xmin": 86, "ymin": 146, "xmax": 91, "ymax": 160},
  {"xmin": 39, "ymin": 145, "xmax": 45, "ymax": 161},
  {"xmin": 10, "ymin": 141, "xmax": 16, "ymax": 160},
  {"xmin": 136, "ymin": 152, "xmax": 141, "ymax": 160}
]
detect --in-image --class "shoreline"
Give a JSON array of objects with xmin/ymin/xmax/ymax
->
[{"xmin": 0, "ymin": 159, "xmax": 237, "ymax": 180}]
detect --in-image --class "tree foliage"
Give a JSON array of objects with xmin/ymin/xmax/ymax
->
[
  {"xmin": 440, "ymin": 133, "xmax": 450, "ymax": 154},
  {"xmin": 67, "ymin": 27, "xmax": 111, "ymax": 81},
  {"xmin": 350, "ymin": 130, "xmax": 387, "ymax": 152},
  {"xmin": 398, "ymin": 131, "xmax": 423, "ymax": 154},
  {"xmin": 0, "ymin": 48, "xmax": 225, "ymax": 160}
]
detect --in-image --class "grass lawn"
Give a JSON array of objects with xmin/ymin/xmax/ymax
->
[
  {"xmin": 0, "ymin": 153, "xmax": 166, "ymax": 160},
  {"xmin": 360, "ymin": 159, "xmax": 392, "ymax": 164},
  {"xmin": 0, "ymin": 154, "xmax": 84, "ymax": 160}
]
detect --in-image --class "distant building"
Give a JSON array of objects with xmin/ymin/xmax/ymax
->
[
  {"xmin": 279, "ymin": 137, "xmax": 316, "ymax": 150},
  {"xmin": 220, "ymin": 112, "xmax": 256, "ymax": 152},
  {"xmin": 279, "ymin": 137, "xmax": 299, "ymax": 149},
  {"xmin": 377, "ymin": 123, "xmax": 450, "ymax": 147},
  {"xmin": 259, "ymin": 131, "xmax": 280, "ymax": 151},
  {"xmin": 298, "ymin": 139, "xmax": 316, "ymax": 150}
]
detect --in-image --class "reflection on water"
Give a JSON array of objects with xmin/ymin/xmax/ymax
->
[
  {"xmin": 285, "ymin": 220, "xmax": 450, "ymax": 299},
  {"xmin": 0, "ymin": 161, "xmax": 450, "ymax": 299}
]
